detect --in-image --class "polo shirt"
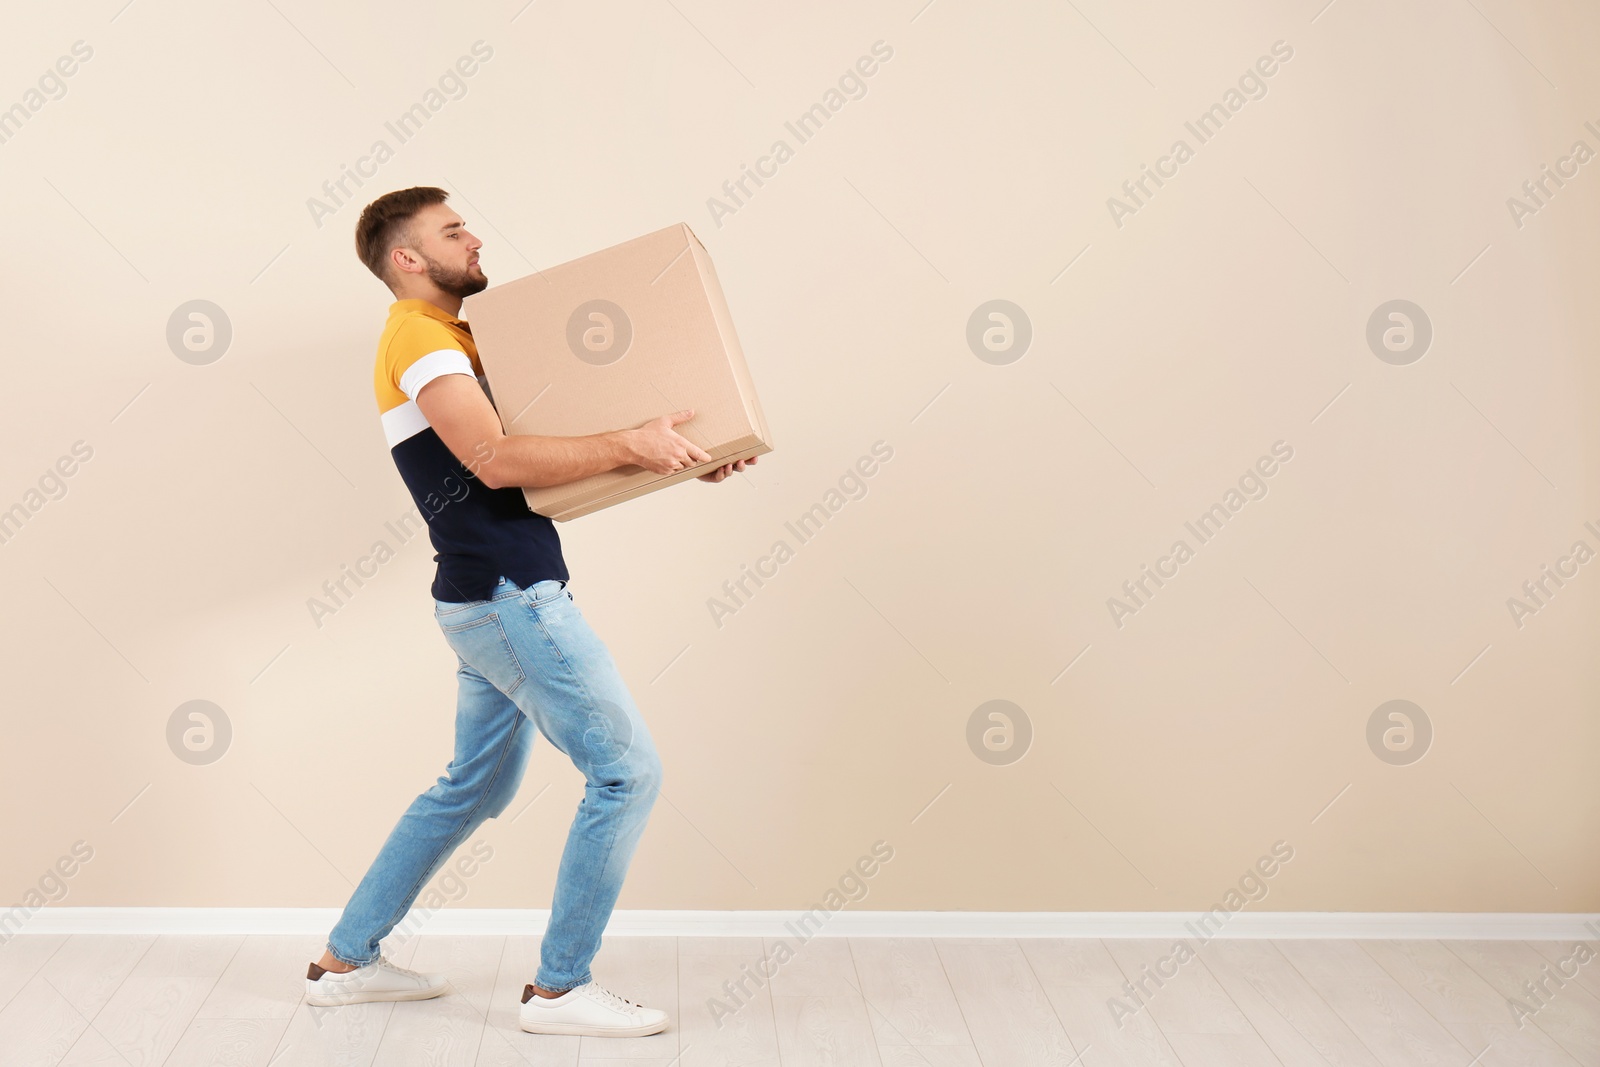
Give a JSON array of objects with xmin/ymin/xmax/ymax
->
[{"xmin": 373, "ymin": 298, "xmax": 568, "ymax": 603}]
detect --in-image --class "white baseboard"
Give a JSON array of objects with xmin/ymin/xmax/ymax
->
[{"xmin": 8, "ymin": 909, "xmax": 1598, "ymax": 940}]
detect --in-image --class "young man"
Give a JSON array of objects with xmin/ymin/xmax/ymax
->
[{"xmin": 303, "ymin": 186, "xmax": 755, "ymax": 1037}]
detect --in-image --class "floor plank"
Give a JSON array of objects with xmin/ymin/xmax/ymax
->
[
  {"xmin": 1276, "ymin": 939, "xmax": 1473, "ymax": 1066},
  {"xmin": 133, "ymin": 933, "xmax": 246, "ymax": 977},
  {"xmin": 59, "ymin": 974, "xmax": 216, "ymax": 1066},
  {"xmin": 197, "ymin": 934, "xmax": 326, "ymax": 1021},
  {"xmin": 0, "ymin": 935, "xmax": 68, "ymax": 1012},
  {"xmin": 848, "ymin": 937, "xmax": 973, "ymax": 1047},
  {"xmin": 763, "ymin": 936, "xmax": 855, "ymax": 998},
  {"xmin": 1098, "ymin": 938, "xmax": 1253, "ymax": 1036},
  {"xmin": 875, "ymin": 1047, "xmax": 983, "ymax": 1067},
  {"xmin": 1524, "ymin": 940, "xmax": 1600, "ymax": 1002},
  {"xmin": 772, "ymin": 995, "xmax": 882, "ymax": 1067},
  {"xmin": 164, "ymin": 1017, "xmax": 294, "ymax": 1067},
  {"xmin": 0, "ymin": 971, "xmax": 93, "ymax": 1066},
  {"xmin": 1200, "ymin": 939, "xmax": 1383, "ymax": 1066},
  {"xmin": 1362, "ymin": 939, "xmax": 1582, "ymax": 1067},
  {"xmin": 1164, "ymin": 1032, "xmax": 1286, "ymax": 1066},
  {"xmin": 374, "ymin": 934, "xmax": 504, "ymax": 1066},
  {"xmin": 36, "ymin": 934, "xmax": 155, "ymax": 1021},
  {"xmin": 678, "ymin": 937, "xmax": 764, "ymax": 957},
  {"xmin": 677, "ymin": 949, "xmax": 781, "ymax": 1067},
  {"xmin": 935, "ymin": 938, "xmax": 1082, "ymax": 1066},
  {"xmin": 1445, "ymin": 940, "xmax": 1600, "ymax": 1065},
  {"xmin": 263, "ymin": 932, "xmax": 422, "ymax": 1067},
  {"xmin": 1021, "ymin": 938, "xmax": 1188, "ymax": 1067}
]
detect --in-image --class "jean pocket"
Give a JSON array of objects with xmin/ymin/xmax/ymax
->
[
  {"xmin": 525, "ymin": 580, "xmax": 572, "ymax": 611},
  {"xmin": 438, "ymin": 611, "xmax": 526, "ymax": 695},
  {"xmin": 434, "ymin": 598, "xmax": 485, "ymax": 620}
]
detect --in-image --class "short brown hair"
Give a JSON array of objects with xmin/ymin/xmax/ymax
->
[{"xmin": 354, "ymin": 186, "xmax": 449, "ymax": 284}]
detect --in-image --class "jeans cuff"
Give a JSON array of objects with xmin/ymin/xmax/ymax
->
[
  {"xmin": 328, "ymin": 942, "xmax": 376, "ymax": 968},
  {"xmin": 534, "ymin": 971, "xmax": 591, "ymax": 995}
]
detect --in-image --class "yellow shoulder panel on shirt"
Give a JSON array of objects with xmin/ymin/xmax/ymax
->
[{"xmin": 373, "ymin": 303, "xmax": 483, "ymax": 416}]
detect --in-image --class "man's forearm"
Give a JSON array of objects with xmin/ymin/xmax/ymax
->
[{"xmin": 479, "ymin": 430, "xmax": 637, "ymax": 490}]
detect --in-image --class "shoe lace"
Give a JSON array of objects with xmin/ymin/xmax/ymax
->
[
  {"xmin": 583, "ymin": 982, "xmax": 640, "ymax": 1013},
  {"xmin": 375, "ymin": 953, "xmax": 424, "ymax": 980}
]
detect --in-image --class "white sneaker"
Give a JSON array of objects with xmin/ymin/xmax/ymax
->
[
  {"xmin": 519, "ymin": 980, "xmax": 669, "ymax": 1036},
  {"xmin": 305, "ymin": 953, "xmax": 450, "ymax": 1006}
]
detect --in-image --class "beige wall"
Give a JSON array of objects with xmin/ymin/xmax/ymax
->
[{"xmin": 3, "ymin": 0, "xmax": 1596, "ymax": 918}]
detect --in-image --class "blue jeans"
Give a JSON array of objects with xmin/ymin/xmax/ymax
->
[{"xmin": 326, "ymin": 576, "xmax": 662, "ymax": 993}]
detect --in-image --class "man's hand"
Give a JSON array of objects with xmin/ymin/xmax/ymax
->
[
  {"xmin": 697, "ymin": 455, "xmax": 759, "ymax": 483},
  {"xmin": 627, "ymin": 409, "xmax": 714, "ymax": 474}
]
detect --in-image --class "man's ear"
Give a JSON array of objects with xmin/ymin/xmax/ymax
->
[{"xmin": 389, "ymin": 245, "xmax": 420, "ymax": 278}]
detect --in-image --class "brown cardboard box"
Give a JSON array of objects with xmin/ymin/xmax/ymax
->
[{"xmin": 462, "ymin": 223, "xmax": 773, "ymax": 522}]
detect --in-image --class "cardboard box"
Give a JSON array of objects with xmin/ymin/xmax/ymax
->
[{"xmin": 463, "ymin": 223, "xmax": 773, "ymax": 522}]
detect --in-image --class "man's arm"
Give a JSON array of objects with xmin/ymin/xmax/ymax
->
[{"xmin": 416, "ymin": 374, "xmax": 712, "ymax": 489}]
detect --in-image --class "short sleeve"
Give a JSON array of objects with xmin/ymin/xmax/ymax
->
[{"xmin": 389, "ymin": 319, "xmax": 477, "ymax": 402}]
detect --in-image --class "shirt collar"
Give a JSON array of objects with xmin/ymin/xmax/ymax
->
[{"xmin": 389, "ymin": 298, "xmax": 465, "ymax": 326}]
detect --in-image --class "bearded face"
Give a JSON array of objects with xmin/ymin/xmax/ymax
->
[{"xmin": 420, "ymin": 248, "xmax": 488, "ymax": 299}]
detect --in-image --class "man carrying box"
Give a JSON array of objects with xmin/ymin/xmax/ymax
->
[{"xmin": 303, "ymin": 186, "xmax": 755, "ymax": 1037}]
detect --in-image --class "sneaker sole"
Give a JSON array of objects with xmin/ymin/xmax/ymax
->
[
  {"xmin": 517, "ymin": 1017, "xmax": 668, "ymax": 1037},
  {"xmin": 306, "ymin": 985, "xmax": 448, "ymax": 1007}
]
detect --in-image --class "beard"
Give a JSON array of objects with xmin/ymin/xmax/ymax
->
[{"xmin": 422, "ymin": 252, "xmax": 488, "ymax": 299}]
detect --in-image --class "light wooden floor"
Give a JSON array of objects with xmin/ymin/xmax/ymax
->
[{"xmin": 1, "ymin": 934, "xmax": 1596, "ymax": 1066}]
